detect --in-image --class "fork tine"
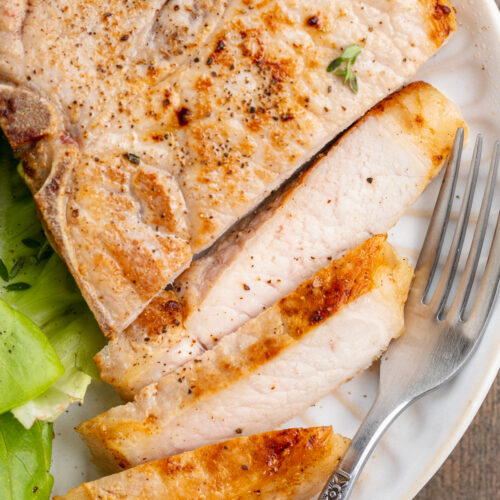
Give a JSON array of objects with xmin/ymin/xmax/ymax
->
[
  {"xmin": 430, "ymin": 135, "xmax": 482, "ymax": 315},
  {"xmin": 450, "ymin": 141, "xmax": 500, "ymax": 321},
  {"xmin": 411, "ymin": 128, "xmax": 464, "ymax": 301},
  {"xmin": 465, "ymin": 212, "xmax": 500, "ymax": 335}
]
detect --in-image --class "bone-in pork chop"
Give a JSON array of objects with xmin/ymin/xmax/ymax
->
[
  {"xmin": 96, "ymin": 82, "xmax": 465, "ymax": 399},
  {"xmin": 0, "ymin": 0, "xmax": 455, "ymax": 334}
]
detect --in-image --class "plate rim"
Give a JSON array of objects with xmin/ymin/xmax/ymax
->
[{"xmin": 406, "ymin": 3, "xmax": 500, "ymax": 496}]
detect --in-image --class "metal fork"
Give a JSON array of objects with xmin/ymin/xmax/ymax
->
[{"xmin": 319, "ymin": 128, "xmax": 500, "ymax": 500}]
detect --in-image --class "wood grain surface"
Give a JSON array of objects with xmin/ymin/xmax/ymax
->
[{"xmin": 416, "ymin": 376, "xmax": 499, "ymax": 500}]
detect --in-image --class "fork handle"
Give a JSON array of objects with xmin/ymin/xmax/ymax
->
[{"xmin": 319, "ymin": 393, "xmax": 412, "ymax": 499}]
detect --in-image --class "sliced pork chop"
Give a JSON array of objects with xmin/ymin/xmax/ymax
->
[
  {"xmin": 0, "ymin": 0, "xmax": 456, "ymax": 334},
  {"xmin": 78, "ymin": 236, "xmax": 412, "ymax": 469},
  {"xmin": 176, "ymin": 81, "xmax": 464, "ymax": 346},
  {"xmin": 96, "ymin": 291, "xmax": 204, "ymax": 399},
  {"xmin": 56, "ymin": 427, "xmax": 348, "ymax": 499},
  {"xmin": 96, "ymin": 81, "xmax": 465, "ymax": 399}
]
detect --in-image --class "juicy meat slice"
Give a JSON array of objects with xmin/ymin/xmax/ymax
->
[
  {"xmin": 55, "ymin": 427, "xmax": 349, "ymax": 500},
  {"xmin": 0, "ymin": 0, "xmax": 456, "ymax": 334},
  {"xmin": 78, "ymin": 236, "xmax": 413, "ymax": 469},
  {"xmin": 96, "ymin": 290, "xmax": 204, "ymax": 398},
  {"xmin": 176, "ymin": 81, "xmax": 465, "ymax": 346},
  {"xmin": 96, "ymin": 81, "xmax": 465, "ymax": 399}
]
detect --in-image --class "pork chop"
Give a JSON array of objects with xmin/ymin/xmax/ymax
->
[
  {"xmin": 96, "ymin": 82, "xmax": 464, "ymax": 399},
  {"xmin": 96, "ymin": 290, "xmax": 204, "ymax": 399},
  {"xmin": 0, "ymin": 0, "xmax": 456, "ymax": 334},
  {"xmin": 78, "ymin": 235, "xmax": 412, "ymax": 469},
  {"xmin": 56, "ymin": 427, "xmax": 348, "ymax": 499}
]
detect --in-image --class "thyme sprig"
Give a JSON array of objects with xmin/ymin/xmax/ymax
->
[{"xmin": 327, "ymin": 44, "xmax": 363, "ymax": 94}]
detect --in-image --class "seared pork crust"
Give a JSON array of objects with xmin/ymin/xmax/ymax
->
[
  {"xmin": 77, "ymin": 236, "xmax": 412, "ymax": 470},
  {"xmin": 56, "ymin": 427, "xmax": 349, "ymax": 500},
  {"xmin": 96, "ymin": 81, "xmax": 465, "ymax": 399},
  {"xmin": 96, "ymin": 290, "xmax": 203, "ymax": 399},
  {"xmin": 0, "ymin": 0, "xmax": 455, "ymax": 334}
]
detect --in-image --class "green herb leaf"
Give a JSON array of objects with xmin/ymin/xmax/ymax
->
[
  {"xmin": 37, "ymin": 250, "xmax": 53, "ymax": 262},
  {"xmin": 4, "ymin": 283, "xmax": 31, "ymax": 292},
  {"xmin": 35, "ymin": 241, "xmax": 52, "ymax": 264},
  {"xmin": 341, "ymin": 43, "xmax": 362, "ymax": 60},
  {"xmin": 0, "ymin": 298, "xmax": 64, "ymax": 413},
  {"xmin": 349, "ymin": 74, "xmax": 359, "ymax": 94},
  {"xmin": 0, "ymin": 412, "xmax": 54, "ymax": 499},
  {"xmin": 0, "ymin": 259, "xmax": 8, "ymax": 282},
  {"xmin": 8, "ymin": 259, "xmax": 24, "ymax": 280},
  {"xmin": 326, "ymin": 57, "xmax": 342, "ymax": 72},
  {"xmin": 21, "ymin": 238, "xmax": 41, "ymax": 249},
  {"xmin": 327, "ymin": 43, "xmax": 362, "ymax": 94}
]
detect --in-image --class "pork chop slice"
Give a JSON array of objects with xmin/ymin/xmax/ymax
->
[
  {"xmin": 0, "ymin": 0, "xmax": 456, "ymax": 334},
  {"xmin": 176, "ymin": 81, "xmax": 464, "ymax": 346},
  {"xmin": 56, "ymin": 427, "xmax": 349, "ymax": 499},
  {"xmin": 96, "ymin": 290, "xmax": 204, "ymax": 399},
  {"xmin": 78, "ymin": 235, "xmax": 412, "ymax": 469},
  {"xmin": 96, "ymin": 81, "xmax": 465, "ymax": 399}
]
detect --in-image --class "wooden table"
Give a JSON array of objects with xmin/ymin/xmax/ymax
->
[{"xmin": 416, "ymin": 376, "xmax": 499, "ymax": 499}]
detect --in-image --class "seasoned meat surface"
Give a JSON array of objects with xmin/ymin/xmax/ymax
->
[
  {"xmin": 56, "ymin": 427, "xmax": 349, "ymax": 499},
  {"xmin": 96, "ymin": 82, "xmax": 465, "ymax": 399},
  {"xmin": 0, "ymin": 0, "xmax": 455, "ymax": 333},
  {"xmin": 78, "ymin": 236, "xmax": 412, "ymax": 469}
]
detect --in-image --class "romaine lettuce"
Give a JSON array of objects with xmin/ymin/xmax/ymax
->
[
  {"xmin": 0, "ymin": 412, "xmax": 53, "ymax": 499},
  {"xmin": 12, "ymin": 308, "xmax": 104, "ymax": 427},
  {"xmin": 0, "ymin": 298, "xmax": 64, "ymax": 414}
]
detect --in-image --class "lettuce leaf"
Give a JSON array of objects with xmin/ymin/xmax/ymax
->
[
  {"xmin": 0, "ymin": 136, "xmax": 105, "ymax": 427},
  {"xmin": 0, "ymin": 412, "xmax": 53, "ymax": 500},
  {"xmin": 12, "ymin": 309, "xmax": 103, "ymax": 427},
  {"xmin": 0, "ymin": 298, "xmax": 64, "ymax": 414}
]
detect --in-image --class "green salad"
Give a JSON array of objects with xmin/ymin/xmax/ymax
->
[{"xmin": 0, "ymin": 136, "xmax": 106, "ymax": 499}]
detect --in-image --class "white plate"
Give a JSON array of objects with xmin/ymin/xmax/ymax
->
[{"xmin": 50, "ymin": 1, "xmax": 500, "ymax": 498}]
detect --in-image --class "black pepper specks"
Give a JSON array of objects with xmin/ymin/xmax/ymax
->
[
  {"xmin": 366, "ymin": 177, "xmax": 373, "ymax": 184},
  {"xmin": 124, "ymin": 153, "xmax": 141, "ymax": 165}
]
